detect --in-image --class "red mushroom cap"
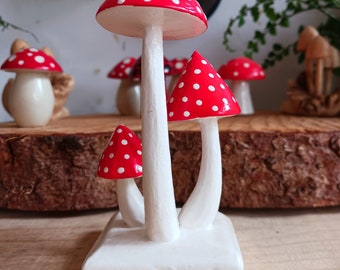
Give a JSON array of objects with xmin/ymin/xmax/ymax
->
[
  {"xmin": 218, "ymin": 57, "xmax": 265, "ymax": 81},
  {"xmin": 96, "ymin": 0, "xmax": 207, "ymax": 40},
  {"xmin": 167, "ymin": 51, "xmax": 241, "ymax": 122},
  {"xmin": 171, "ymin": 57, "xmax": 188, "ymax": 74},
  {"xmin": 107, "ymin": 57, "xmax": 137, "ymax": 79},
  {"xmin": 1, "ymin": 48, "xmax": 63, "ymax": 73},
  {"xmin": 97, "ymin": 125, "xmax": 143, "ymax": 180}
]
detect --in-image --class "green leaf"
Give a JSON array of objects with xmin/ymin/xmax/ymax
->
[
  {"xmin": 279, "ymin": 16, "xmax": 290, "ymax": 27},
  {"xmin": 273, "ymin": 43, "xmax": 283, "ymax": 51},
  {"xmin": 255, "ymin": 31, "xmax": 266, "ymax": 44},
  {"xmin": 267, "ymin": 22, "xmax": 277, "ymax": 35},
  {"xmin": 238, "ymin": 16, "xmax": 245, "ymax": 27},
  {"xmin": 251, "ymin": 6, "xmax": 260, "ymax": 22}
]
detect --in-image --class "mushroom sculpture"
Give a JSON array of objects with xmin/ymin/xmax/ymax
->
[
  {"xmin": 218, "ymin": 57, "xmax": 265, "ymax": 115},
  {"xmin": 108, "ymin": 57, "xmax": 140, "ymax": 116},
  {"xmin": 1, "ymin": 48, "xmax": 63, "ymax": 127},
  {"xmin": 167, "ymin": 51, "xmax": 241, "ymax": 229},
  {"xmin": 96, "ymin": 0, "xmax": 207, "ymax": 243},
  {"xmin": 97, "ymin": 124, "xmax": 144, "ymax": 227}
]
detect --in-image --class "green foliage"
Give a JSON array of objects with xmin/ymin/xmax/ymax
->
[
  {"xmin": 223, "ymin": 0, "xmax": 340, "ymax": 69},
  {"xmin": 0, "ymin": 16, "xmax": 38, "ymax": 42}
]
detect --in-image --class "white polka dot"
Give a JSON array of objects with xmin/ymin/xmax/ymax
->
[
  {"xmin": 182, "ymin": 96, "xmax": 188, "ymax": 102},
  {"xmin": 178, "ymin": 82, "xmax": 184, "ymax": 88},
  {"xmin": 172, "ymin": 0, "xmax": 180, "ymax": 4},
  {"xmin": 27, "ymin": 53, "xmax": 33, "ymax": 57},
  {"xmin": 109, "ymin": 141, "xmax": 113, "ymax": 146},
  {"xmin": 232, "ymin": 97, "xmax": 237, "ymax": 103},
  {"xmin": 194, "ymin": 69, "xmax": 201, "ymax": 74},
  {"xmin": 124, "ymin": 154, "xmax": 130, "ymax": 159},
  {"xmin": 50, "ymin": 63, "xmax": 55, "ymax": 68},
  {"xmin": 233, "ymin": 71, "xmax": 239, "ymax": 77},
  {"xmin": 117, "ymin": 128, "xmax": 123, "ymax": 133},
  {"xmin": 8, "ymin": 55, "xmax": 16, "ymax": 62},
  {"xmin": 201, "ymin": 60, "xmax": 208, "ymax": 65},
  {"xmin": 217, "ymin": 73, "xmax": 221, "ymax": 78},
  {"xmin": 196, "ymin": 100, "xmax": 203, "ymax": 106},
  {"xmin": 169, "ymin": 112, "xmax": 174, "ymax": 117},
  {"xmin": 169, "ymin": 97, "xmax": 174, "ymax": 103},
  {"xmin": 137, "ymin": 150, "xmax": 142, "ymax": 155},
  {"xmin": 244, "ymin": 63, "xmax": 250, "ymax": 68},
  {"xmin": 193, "ymin": 83, "xmax": 200, "ymax": 90},
  {"xmin": 136, "ymin": 165, "xmax": 143, "ymax": 173},
  {"xmin": 118, "ymin": 167, "xmax": 125, "ymax": 174},
  {"xmin": 121, "ymin": 139, "xmax": 128, "ymax": 145},
  {"xmin": 175, "ymin": 62, "xmax": 184, "ymax": 69},
  {"xmin": 209, "ymin": 73, "xmax": 214, "ymax": 78},
  {"xmin": 212, "ymin": 106, "xmax": 219, "ymax": 111},
  {"xmin": 118, "ymin": 0, "xmax": 125, "ymax": 4},
  {"xmin": 123, "ymin": 58, "xmax": 131, "ymax": 64},
  {"xmin": 222, "ymin": 98, "xmax": 229, "ymax": 104},
  {"xmin": 208, "ymin": 85, "xmax": 215, "ymax": 92},
  {"xmin": 18, "ymin": 60, "xmax": 24, "ymax": 65},
  {"xmin": 220, "ymin": 84, "xmax": 226, "ymax": 89},
  {"xmin": 128, "ymin": 133, "xmax": 133, "ymax": 138},
  {"xmin": 125, "ymin": 67, "xmax": 131, "ymax": 75},
  {"xmin": 109, "ymin": 153, "xmax": 114, "ymax": 158},
  {"xmin": 34, "ymin": 56, "xmax": 45, "ymax": 63},
  {"xmin": 104, "ymin": 167, "xmax": 109, "ymax": 173},
  {"xmin": 184, "ymin": 111, "xmax": 190, "ymax": 117}
]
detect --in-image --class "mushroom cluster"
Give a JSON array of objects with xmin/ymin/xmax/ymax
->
[{"xmin": 96, "ymin": 0, "xmax": 207, "ymax": 243}]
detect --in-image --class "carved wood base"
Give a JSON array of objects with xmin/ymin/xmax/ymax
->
[{"xmin": 1, "ymin": 113, "xmax": 340, "ymax": 210}]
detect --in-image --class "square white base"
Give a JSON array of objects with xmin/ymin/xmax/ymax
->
[{"xmin": 82, "ymin": 211, "xmax": 243, "ymax": 270}]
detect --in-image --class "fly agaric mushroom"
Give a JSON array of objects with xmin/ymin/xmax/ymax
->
[
  {"xmin": 108, "ymin": 57, "xmax": 141, "ymax": 116},
  {"xmin": 1, "ymin": 48, "xmax": 63, "ymax": 127},
  {"xmin": 96, "ymin": 0, "xmax": 207, "ymax": 242},
  {"xmin": 168, "ymin": 57, "xmax": 189, "ymax": 95},
  {"xmin": 97, "ymin": 124, "xmax": 144, "ymax": 227},
  {"xmin": 167, "ymin": 51, "xmax": 241, "ymax": 229},
  {"xmin": 218, "ymin": 57, "xmax": 265, "ymax": 114}
]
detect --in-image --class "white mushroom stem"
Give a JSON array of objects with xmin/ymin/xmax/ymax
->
[
  {"xmin": 315, "ymin": 58, "xmax": 324, "ymax": 96},
  {"xmin": 116, "ymin": 79, "xmax": 141, "ymax": 116},
  {"xmin": 179, "ymin": 118, "xmax": 222, "ymax": 229},
  {"xmin": 8, "ymin": 72, "xmax": 54, "ymax": 127},
  {"xmin": 231, "ymin": 80, "xmax": 254, "ymax": 115},
  {"xmin": 141, "ymin": 25, "xmax": 179, "ymax": 242},
  {"xmin": 116, "ymin": 178, "xmax": 144, "ymax": 227}
]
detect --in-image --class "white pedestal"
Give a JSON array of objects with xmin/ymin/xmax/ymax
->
[{"xmin": 82, "ymin": 211, "xmax": 243, "ymax": 270}]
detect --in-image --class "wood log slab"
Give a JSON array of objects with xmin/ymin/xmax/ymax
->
[{"xmin": 1, "ymin": 113, "xmax": 340, "ymax": 211}]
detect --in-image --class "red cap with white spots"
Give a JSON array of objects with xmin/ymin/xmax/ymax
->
[
  {"xmin": 1, "ymin": 48, "xmax": 63, "ymax": 73},
  {"xmin": 107, "ymin": 57, "xmax": 137, "ymax": 79},
  {"xmin": 167, "ymin": 51, "xmax": 241, "ymax": 121},
  {"xmin": 97, "ymin": 125, "xmax": 143, "ymax": 180},
  {"xmin": 96, "ymin": 0, "xmax": 208, "ymax": 40},
  {"xmin": 218, "ymin": 57, "xmax": 265, "ymax": 81},
  {"xmin": 171, "ymin": 57, "xmax": 188, "ymax": 74}
]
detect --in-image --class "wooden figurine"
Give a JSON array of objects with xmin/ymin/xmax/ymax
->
[{"xmin": 281, "ymin": 26, "xmax": 340, "ymax": 116}]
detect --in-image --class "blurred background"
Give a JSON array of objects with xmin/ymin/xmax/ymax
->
[{"xmin": 0, "ymin": 0, "xmax": 331, "ymax": 122}]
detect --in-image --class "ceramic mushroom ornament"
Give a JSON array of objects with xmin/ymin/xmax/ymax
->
[
  {"xmin": 96, "ymin": 0, "xmax": 207, "ymax": 243},
  {"xmin": 108, "ymin": 57, "xmax": 141, "ymax": 116},
  {"xmin": 168, "ymin": 51, "xmax": 241, "ymax": 229},
  {"xmin": 1, "ymin": 48, "xmax": 63, "ymax": 127},
  {"xmin": 218, "ymin": 57, "xmax": 265, "ymax": 115},
  {"xmin": 97, "ymin": 124, "xmax": 144, "ymax": 227}
]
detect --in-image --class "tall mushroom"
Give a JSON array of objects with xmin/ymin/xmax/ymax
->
[
  {"xmin": 167, "ymin": 51, "xmax": 241, "ymax": 229},
  {"xmin": 97, "ymin": 124, "xmax": 144, "ymax": 227},
  {"xmin": 108, "ymin": 57, "xmax": 141, "ymax": 116},
  {"xmin": 1, "ymin": 48, "xmax": 63, "ymax": 127},
  {"xmin": 218, "ymin": 57, "xmax": 265, "ymax": 114},
  {"xmin": 96, "ymin": 0, "xmax": 207, "ymax": 242}
]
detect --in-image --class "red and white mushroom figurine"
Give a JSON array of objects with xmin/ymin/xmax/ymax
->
[
  {"xmin": 108, "ymin": 57, "xmax": 141, "ymax": 116},
  {"xmin": 97, "ymin": 124, "xmax": 144, "ymax": 227},
  {"xmin": 96, "ymin": 0, "xmax": 207, "ymax": 242},
  {"xmin": 218, "ymin": 57, "xmax": 265, "ymax": 115},
  {"xmin": 1, "ymin": 48, "xmax": 63, "ymax": 127},
  {"xmin": 168, "ymin": 57, "xmax": 189, "ymax": 95},
  {"xmin": 167, "ymin": 51, "xmax": 241, "ymax": 229}
]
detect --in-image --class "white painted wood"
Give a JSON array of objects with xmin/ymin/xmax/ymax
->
[
  {"xmin": 8, "ymin": 72, "xmax": 54, "ymax": 127},
  {"xmin": 231, "ymin": 80, "xmax": 254, "ymax": 115},
  {"xmin": 179, "ymin": 118, "xmax": 222, "ymax": 229},
  {"xmin": 116, "ymin": 178, "xmax": 144, "ymax": 228},
  {"xmin": 141, "ymin": 25, "xmax": 179, "ymax": 242}
]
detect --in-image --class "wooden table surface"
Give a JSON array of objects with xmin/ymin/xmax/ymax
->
[{"xmin": 1, "ymin": 207, "xmax": 340, "ymax": 270}]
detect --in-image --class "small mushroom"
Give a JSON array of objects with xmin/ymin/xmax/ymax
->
[
  {"xmin": 1, "ymin": 48, "xmax": 63, "ymax": 127},
  {"xmin": 167, "ymin": 51, "xmax": 241, "ymax": 229},
  {"xmin": 97, "ymin": 124, "xmax": 144, "ymax": 227},
  {"xmin": 218, "ymin": 57, "xmax": 265, "ymax": 114},
  {"xmin": 96, "ymin": 0, "xmax": 207, "ymax": 243},
  {"xmin": 108, "ymin": 57, "xmax": 141, "ymax": 116},
  {"xmin": 168, "ymin": 57, "xmax": 188, "ymax": 96},
  {"xmin": 324, "ymin": 46, "xmax": 339, "ymax": 94}
]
